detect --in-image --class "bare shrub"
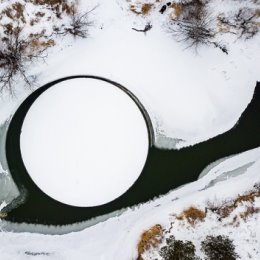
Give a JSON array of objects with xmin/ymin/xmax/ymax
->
[
  {"xmin": 201, "ymin": 235, "xmax": 239, "ymax": 260},
  {"xmin": 206, "ymin": 199, "xmax": 233, "ymax": 219},
  {"xmin": 206, "ymin": 186, "xmax": 260, "ymax": 221},
  {"xmin": 167, "ymin": 0, "xmax": 227, "ymax": 53},
  {"xmin": 168, "ymin": 15, "xmax": 215, "ymax": 49},
  {"xmin": 52, "ymin": 6, "xmax": 95, "ymax": 38},
  {"xmin": 137, "ymin": 224, "xmax": 163, "ymax": 260},
  {"xmin": 159, "ymin": 235, "xmax": 200, "ymax": 260},
  {"xmin": 218, "ymin": 8, "xmax": 259, "ymax": 39},
  {"xmin": 0, "ymin": 1, "xmax": 94, "ymax": 93},
  {"xmin": 0, "ymin": 27, "xmax": 48, "ymax": 94},
  {"xmin": 240, "ymin": 206, "xmax": 260, "ymax": 220},
  {"xmin": 65, "ymin": 11, "xmax": 93, "ymax": 38}
]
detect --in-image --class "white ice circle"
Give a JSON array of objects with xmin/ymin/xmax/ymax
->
[{"xmin": 20, "ymin": 78, "xmax": 149, "ymax": 207}]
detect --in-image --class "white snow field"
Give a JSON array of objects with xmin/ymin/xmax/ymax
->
[
  {"xmin": 0, "ymin": 0, "xmax": 259, "ymax": 149},
  {"xmin": 0, "ymin": 148, "xmax": 259, "ymax": 259},
  {"xmin": 0, "ymin": 0, "xmax": 260, "ymax": 259},
  {"xmin": 20, "ymin": 78, "xmax": 149, "ymax": 206}
]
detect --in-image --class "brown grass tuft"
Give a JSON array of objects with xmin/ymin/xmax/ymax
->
[
  {"xmin": 170, "ymin": 3, "xmax": 183, "ymax": 18},
  {"xmin": 177, "ymin": 206, "xmax": 206, "ymax": 225},
  {"xmin": 240, "ymin": 206, "xmax": 260, "ymax": 220},
  {"xmin": 130, "ymin": 4, "xmax": 142, "ymax": 15},
  {"xmin": 234, "ymin": 191, "xmax": 260, "ymax": 206},
  {"xmin": 137, "ymin": 224, "xmax": 164, "ymax": 260},
  {"xmin": 2, "ymin": 2, "xmax": 26, "ymax": 23},
  {"xmin": 130, "ymin": 3, "xmax": 154, "ymax": 16},
  {"xmin": 141, "ymin": 4, "xmax": 153, "ymax": 15},
  {"xmin": 207, "ymin": 188, "xmax": 260, "ymax": 219},
  {"xmin": 31, "ymin": 38, "xmax": 55, "ymax": 51}
]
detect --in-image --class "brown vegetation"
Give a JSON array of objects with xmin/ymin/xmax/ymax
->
[
  {"xmin": 1, "ymin": 2, "xmax": 26, "ymax": 23},
  {"xmin": 217, "ymin": 8, "xmax": 259, "ymax": 39},
  {"xmin": 136, "ymin": 184, "xmax": 260, "ymax": 259},
  {"xmin": 170, "ymin": 0, "xmax": 205, "ymax": 21},
  {"xmin": 177, "ymin": 206, "xmax": 206, "ymax": 225},
  {"xmin": 130, "ymin": 2, "xmax": 154, "ymax": 16},
  {"xmin": 240, "ymin": 206, "xmax": 260, "ymax": 220},
  {"xmin": 137, "ymin": 224, "xmax": 164, "ymax": 260},
  {"xmin": 0, "ymin": 0, "xmax": 93, "ymax": 93},
  {"xmin": 141, "ymin": 4, "xmax": 153, "ymax": 15},
  {"xmin": 170, "ymin": 3, "xmax": 183, "ymax": 19},
  {"xmin": 206, "ymin": 184, "xmax": 260, "ymax": 221}
]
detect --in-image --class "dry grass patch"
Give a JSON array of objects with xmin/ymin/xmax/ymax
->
[
  {"xmin": 177, "ymin": 206, "xmax": 206, "ymax": 225},
  {"xmin": 170, "ymin": 3, "xmax": 183, "ymax": 19},
  {"xmin": 137, "ymin": 224, "xmax": 164, "ymax": 260},
  {"xmin": 31, "ymin": 39, "xmax": 55, "ymax": 52},
  {"xmin": 240, "ymin": 206, "xmax": 260, "ymax": 220},
  {"xmin": 129, "ymin": 2, "xmax": 154, "ymax": 16},
  {"xmin": 141, "ymin": 3, "xmax": 153, "ymax": 15},
  {"xmin": 2, "ymin": 2, "xmax": 26, "ymax": 23},
  {"xmin": 207, "ymin": 184, "xmax": 260, "ymax": 221}
]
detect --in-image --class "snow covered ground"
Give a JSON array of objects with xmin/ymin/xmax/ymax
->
[
  {"xmin": 0, "ymin": 0, "xmax": 259, "ymax": 149},
  {"xmin": 0, "ymin": 0, "xmax": 260, "ymax": 259},
  {"xmin": 0, "ymin": 147, "xmax": 259, "ymax": 260}
]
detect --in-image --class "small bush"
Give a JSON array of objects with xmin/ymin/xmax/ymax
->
[
  {"xmin": 159, "ymin": 235, "xmax": 200, "ymax": 260},
  {"xmin": 201, "ymin": 235, "xmax": 239, "ymax": 260}
]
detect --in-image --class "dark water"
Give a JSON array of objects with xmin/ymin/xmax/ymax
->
[{"xmin": 5, "ymin": 78, "xmax": 260, "ymax": 225}]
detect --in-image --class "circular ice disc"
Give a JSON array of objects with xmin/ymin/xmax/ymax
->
[{"xmin": 20, "ymin": 78, "xmax": 149, "ymax": 207}]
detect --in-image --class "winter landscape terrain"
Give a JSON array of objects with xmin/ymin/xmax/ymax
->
[{"xmin": 0, "ymin": 0, "xmax": 260, "ymax": 259}]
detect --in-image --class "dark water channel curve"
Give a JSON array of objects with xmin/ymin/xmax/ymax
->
[{"xmin": 5, "ymin": 77, "xmax": 260, "ymax": 225}]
